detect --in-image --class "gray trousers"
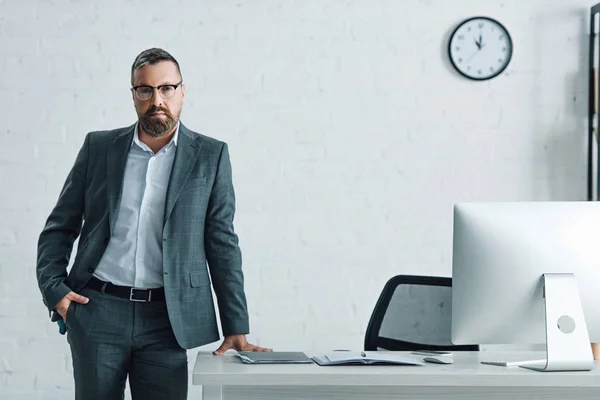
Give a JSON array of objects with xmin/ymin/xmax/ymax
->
[{"xmin": 66, "ymin": 286, "xmax": 188, "ymax": 400}]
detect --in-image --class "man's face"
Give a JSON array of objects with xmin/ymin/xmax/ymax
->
[{"xmin": 131, "ymin": 61, "xmax": 185, "ymax": 137}]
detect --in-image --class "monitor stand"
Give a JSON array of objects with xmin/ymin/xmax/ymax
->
[
  {"xmin": 480, "ymin": 273, "xmax": 594, "ymax": 371},
  {"xmin": 519, "ymin": 273, "xmax": 594, "ymax": 372}
]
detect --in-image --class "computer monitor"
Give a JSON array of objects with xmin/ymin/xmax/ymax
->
[{"xmin": 451, "ymin": 201, "xmax": 600, "ymax": 372}]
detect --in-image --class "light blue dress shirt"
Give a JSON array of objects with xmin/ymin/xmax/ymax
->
[{"xmin": 93, "ymin": 122, "xmax": 179, "ymax": 289}]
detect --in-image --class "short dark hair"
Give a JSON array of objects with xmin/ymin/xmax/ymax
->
[{"xmin": 130, "ymin": 48, "xmax": 182, "ymax": 84}]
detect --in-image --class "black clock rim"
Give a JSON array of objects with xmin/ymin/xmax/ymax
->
[{"xmin": 447, "ymin": 16, "xmax": 513, "ymax": 81}]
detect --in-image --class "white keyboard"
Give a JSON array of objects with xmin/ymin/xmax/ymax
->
[{"xmin": 481, "ymin": 359, "xmax": 547, "ymax": 367}]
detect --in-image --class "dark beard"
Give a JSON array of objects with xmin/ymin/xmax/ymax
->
[{"xmin": 140, "ymin": 106, "xmax": 178, "ymax": 137}]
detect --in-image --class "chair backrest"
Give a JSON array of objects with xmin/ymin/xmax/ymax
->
[{"xmin": 364, "ymin": 275, "xmax": 479, "ymax": 352}]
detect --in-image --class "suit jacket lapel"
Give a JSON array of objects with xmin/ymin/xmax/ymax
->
[
  {"xmin": 164, "ymin": 124, "xmax": 201, "ymax": 225},
  {"xmin": 107, "ymin": 124, "xmax": 135, "ymax": 235}
]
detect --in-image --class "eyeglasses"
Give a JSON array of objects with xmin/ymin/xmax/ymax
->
[{"xmin": 131, "ymin": 81, "xmax": 183, "ymax": 101}]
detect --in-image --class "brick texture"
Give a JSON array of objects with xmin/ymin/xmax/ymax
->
[{"xmin": 0, "ymin": 0, "xmax": 590, "ymax": 398}]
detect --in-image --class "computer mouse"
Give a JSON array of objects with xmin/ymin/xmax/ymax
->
[{"xmin": 423, "ymin": 356, "xmax": 454, "ymax": 365}]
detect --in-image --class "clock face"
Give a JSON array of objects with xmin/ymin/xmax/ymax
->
[{"xmin": 448, "ymin": 17, "xmax": 513, "ymax": 81}]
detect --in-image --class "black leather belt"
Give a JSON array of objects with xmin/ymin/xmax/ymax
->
[{"xmin": 86, "ymin": 276, "xmax": 165, "ymax": 302}]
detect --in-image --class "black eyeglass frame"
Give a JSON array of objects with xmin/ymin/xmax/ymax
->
[{"xmin": 131, "ymin": 81, "xmax": 183, "ymax": 99}]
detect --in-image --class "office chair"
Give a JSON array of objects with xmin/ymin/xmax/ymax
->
[{"xmin": 364, "ymin": 274, "xmax": 479, "ymax": 352}]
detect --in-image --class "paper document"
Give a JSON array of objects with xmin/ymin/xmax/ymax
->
[{"xmin": 313, "ymin": 351, "xmax": 424, "ymax": 366}]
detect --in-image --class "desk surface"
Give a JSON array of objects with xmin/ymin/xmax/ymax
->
[{"xmin": 193, "ymin": 351, "xmax": 600, "ymax": 387}]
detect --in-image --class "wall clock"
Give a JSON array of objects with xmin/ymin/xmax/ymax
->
[{"xmin": 448, "ymin": 16, "xmax": 513, "ymax": 81}]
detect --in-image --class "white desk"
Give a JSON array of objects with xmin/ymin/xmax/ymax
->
[{"xmin": 193, "ymin": 351, "xmax": 600, "ymax": 400}]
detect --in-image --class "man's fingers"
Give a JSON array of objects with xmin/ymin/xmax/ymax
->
[
  {"xmin": 213, "ymin": 338, "xmax": 272, "ymax": 355},
  {"xmin": 213, "ymin": 343, "xmax": 230, "ymax": 355},
  {"xmin": 246, "ymin": 344, "xmax": 272, "ymax": 352},
  {"xmin": 66, "ymin": 291, "xmax": 89, "ymax": 304}
]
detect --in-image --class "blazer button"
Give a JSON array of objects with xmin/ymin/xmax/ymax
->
[{"xmin": 88, "ymin": 268, "xmax": 94, "ymax": 273}]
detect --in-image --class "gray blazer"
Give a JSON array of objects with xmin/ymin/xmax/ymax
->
[{"xmin": 36, "ymin": 123, "xmax": 249, "ymax": 349}]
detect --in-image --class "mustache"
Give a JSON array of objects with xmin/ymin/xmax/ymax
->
[{"xmin": 146, "ymin": 106, "xmax": 170, "ymax": 116}]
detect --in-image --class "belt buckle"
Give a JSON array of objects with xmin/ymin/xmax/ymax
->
[{"xmin": 130, "ymin": 287, "xmax": 152, "ymax": 302}]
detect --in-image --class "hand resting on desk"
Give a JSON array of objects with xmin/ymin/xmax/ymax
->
[{"xmin": 213, "ymin": 334, "xmax": 272, "ymax": 355}]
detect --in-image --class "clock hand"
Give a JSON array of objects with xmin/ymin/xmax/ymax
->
[
  {"xmin": 475, "ymin": 33, "xmax": 485, "ymax": 50},
  {"xmin": 467, "ymin": 50, "xmax": 480, "ymax": 62}
]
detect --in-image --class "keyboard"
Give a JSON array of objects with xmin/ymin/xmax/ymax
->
[{"xmin": 481, "ymin": 359, "xmax": 547, "ymax": 367}]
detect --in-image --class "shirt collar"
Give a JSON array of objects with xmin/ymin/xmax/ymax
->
[{"xmin": 132, "ymin": 120, "xmax": 180, "ymax": 152}]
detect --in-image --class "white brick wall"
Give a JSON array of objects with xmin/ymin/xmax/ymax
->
[{"xmin": 0, "ymin": 0, "xmax": 592, "ymax": 397}]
